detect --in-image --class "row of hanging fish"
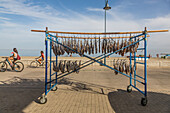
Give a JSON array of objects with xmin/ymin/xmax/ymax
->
[
  {"xmin": 53, "ymin": 60, "xmax": 81, "ymax": 74},
  {"xmin": 113, "ymin": 59, "xmax": 134, "ymax": 75},
  {"xmin": 52, "ymin": 37, "xmax": 140, "ymax": 56}
]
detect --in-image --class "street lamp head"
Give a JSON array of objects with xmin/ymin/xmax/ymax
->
[{"xmin": 103, "ymin": 0, "xmax": 111, "ymax": 10}]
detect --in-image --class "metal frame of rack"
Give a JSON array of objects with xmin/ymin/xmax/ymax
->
[{"xmin": 31, "ymin": 27, "xmax": 168, "ymax": 106}]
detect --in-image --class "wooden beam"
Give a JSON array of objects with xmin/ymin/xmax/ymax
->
[{"xmin": 31, "ymin": 29, "xmax": 168, "ymax": 35}]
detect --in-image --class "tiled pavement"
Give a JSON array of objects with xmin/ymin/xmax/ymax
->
[{"xmin": 0, "ymin": 66, "xmax": 170, "ymax": 113}]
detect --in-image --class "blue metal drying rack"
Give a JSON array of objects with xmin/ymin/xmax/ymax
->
[{"xmin": 31, "ymin": 27, "xmax": 168, "ymax": 106}]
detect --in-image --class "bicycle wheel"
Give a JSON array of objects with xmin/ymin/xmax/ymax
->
[
  {"xmin": 14, "ymin": 62, "xmax": 24, "ymax": 72},
  {"xmin": 42, "ymin": 61, "xmax": 50, "ymax": 68},
  {"xmin": 30, "ymin": 61, "xmax": 38, "ymax": 68},
  {"xmin": 0, "ymin": 61, "xmax": 7, "ymax": 72}
]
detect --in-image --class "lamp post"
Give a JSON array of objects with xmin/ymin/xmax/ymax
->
[{"xmin": 103, "ymin": 0, "xmax": 111, "ymax": 65}]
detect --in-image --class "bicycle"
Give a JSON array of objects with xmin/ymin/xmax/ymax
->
[
  {"xmin": 0, "ymin": 57, "xmax": 24, "ymax": 72},
  {"xmin": 30, "ymin": 58, "xmax": 50, "ymax": 68}
]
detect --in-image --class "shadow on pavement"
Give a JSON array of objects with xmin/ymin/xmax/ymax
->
[
  {"xmin": 108, "ymin": 89, "xmax": 170, "ymax": 113},
  {"xmin": 58, "ymin": 78, "xmax": 115, "ymax": 95},
  {"xmin": 0, "ymin": 77, "xmax": 44, "ymax": 113}
]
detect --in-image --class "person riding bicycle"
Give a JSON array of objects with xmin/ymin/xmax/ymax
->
[
  {"xmin": 8, "ymin": 48, "xmax": 19, "ymax": 67},
  {"xmin": 36, "ymin": 51, "xmax": 45, "ymax": 65}
]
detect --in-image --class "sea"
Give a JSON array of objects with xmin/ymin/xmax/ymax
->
[
  {"xmin": 0, "ymin": 49, "xmax": 126, "ymax": 57},
  {"xmin": 0, "ymin": 49, "xmax": 168, "ymax": 58}
]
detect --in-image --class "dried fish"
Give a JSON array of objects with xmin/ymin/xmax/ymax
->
[
  {"xmin": 102, "ymin": 39, "xmax": 104, "ymax": 54},
  {"xmin": 95, "ymin": 37, "xmax": 97, "ymax": 54},
  {"xmin": 99, "ymin": 37, "xmax": 101, "ymax": 53},
  {"xmin": 53, "ymin": 43, "xmax": 57, "ymax": 56},
  {"xmin": 61, "ymin": 60, "xmax": 66, "ymax": 73},
  {"xmin": 66, "ymin": 60, "xmax": 71, "ymax": 72}
]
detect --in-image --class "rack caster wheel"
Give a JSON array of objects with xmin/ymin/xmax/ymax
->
[
  {"xmin": 127, "ymin": 85, "xmax": 132, "ymax": 93},
  {"xmin": 39, "ymin": 95, "xmax": 47, "ymax": 104},
  {"xmin": 76, "ymin": 70, "xmax": 79, "ymax": 74},
  {"xmin": 141, "ymin": 97, "xmax": 147, "ymax": 106},
  {"xmin": 52, "ymin": 85, "xmax": 57, "ymax": 91}
]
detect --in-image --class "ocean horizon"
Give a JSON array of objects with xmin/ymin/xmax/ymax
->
[
  {"xmin": 0, "ymin": 49, "xmax": 168, "ymax": 57},
  {"xmin": 0, "ymin": 49, "xmax": 128, "ymax": 57}
]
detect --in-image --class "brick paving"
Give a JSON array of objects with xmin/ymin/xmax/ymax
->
[{"xmin": 0, "ymin": 66, "xmax": 170, "ymax": 113}]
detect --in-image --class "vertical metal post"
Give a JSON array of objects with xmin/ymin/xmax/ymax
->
[
  {"xmin": 134, "ymin": 42, "xmax": 137, "ymax": 86},
  {"xmin": 144, "ymin": 28, "xmax": 147, "ymax": 97},
  {"xmin": 55, "ymin": 34, "xmax": 58, "ymax": 85},
  {"xmin": 104, "ymin": 9, "xmax": 106, "ymax": 65},
  {"xmin": 103, "ymin": 0, "xmax": 111, "ymax": 65},
  {"xmin": 129, "ymin": 35, "xmax": 132, "ymax": 86},
  {"xmin": 45, "ymin": 27, "xmax": 48, "ymax": 95},
  {"xmin": 50, "ymin": 37, "xmax": 52, "ymax": 88}
]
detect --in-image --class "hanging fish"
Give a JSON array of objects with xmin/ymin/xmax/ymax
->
[
  {"xmin": 117, "ymin": 40, "xmax": 120, "ymax": 51},
  {"xmin": 61, "ymin": 60, "xmax": 66, "ymax": 73},
  {"xmin": 115, "ymin": 40, "xmax": 119, "ymax": 54},
  {"xmin": 119, "ymin": 39, "xmax": 124, "ymax": 55},
  {"xmin": 53, "ymin": 61, "xmax": 57, "ymax": 72},
  {"xmin": 92, "ymin": 41, "xmax": 94, "ymax": 54},
  {"xmin": 66, "ymin": 60, "xmax": 71, "ymax": 72},
  {"xmin": 107, "ymin": 39, "xmax": 110, "ymax": 53},
  {"xmin": 77, "ymin": 39, "xmax": 80, "ymax": 53},
  {"xmin": 114, "ymin": 65, "xmax": 118, "ymax": 75},
  {"xmin": 80, "ymin": 40, "xmax": 83, "ymax": 51},
  {"xmin": 73, "ymin": 60, "xmax": 77, "ymax": 72},
  {"xmin": 79, "ymin": 60, "xmax": 81, "ymax": 68},
  {"xmin": 126, "ymin": 39, "xmax": 131, "ymax": 53},
  {"xmin": 109, "ymin": 39, "xmax": 113, "ymax": 53},
  {"xmin": 130, "ymin": 65, "xmax": 134, "ymax": 75},
  {"xmin": 52, "ymin": 43, "xmax": 57, "ymax": 56},
  {"xmin": 137, "ymin": 38, "xmax": 140, "ymax": 48},
  {"xmin": 131, "ymin": 40, "xmax": 135, "ymax": 54},
  {"xmin": 84, "ymin": 39, "xmax": 87, "ymax": 53},
  {"xmin": 123, "ymin": 39, "xmax": 127, "ymax": 54},
  {"xmin": 95, "ymin": 37, "xmax": 97, "ymax": 54},
  {"xmin": 87, "ymin": 39, "xmax": 90, "ymax": 54},
  {"xmin": 59, "ymin": 60, "xmax": 63, "ymax": 71},
  {"xmin": 125, "ymin": 62, "xmax": 129, "ymax": 74},
  {"xmin": 90, "ymin": 39, "xmax": 93, "ymax": 54},
  {"xmin": 67, "ymin": 39, "xmax": 71, "ymax": 55},
  {"xmin": 88, "ymin": 38, "xmax": 91, "ymax": 55},
  {"xmin": 69, "ymin": 61, "xmax": 73, "ymax": 71},
  {"xmin": 113, "ymin": 41, "xmax": 116, "ymax": 52},
  {"xmin": 60, "ymin": 40, "xmax": 65, "ymax": 55},
  {"xmin": 99, "ymin": 37, "xmax": 101, "ymax": 53},
  {"xmin": 104, "ymin": 39, "xmax": 107, "ymax": 54},
  {"xmin": 102, "ymin": 39, "xmax": 104, "ymax": 53}
]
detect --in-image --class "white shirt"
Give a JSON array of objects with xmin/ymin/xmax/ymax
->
[{"xmin": 13, "ymin": 52, "xmax": 18, "ymax": 59}]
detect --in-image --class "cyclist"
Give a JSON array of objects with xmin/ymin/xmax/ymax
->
[
  {"xmin": 36, "ymin": 51, "xmax": 45, "ymax": 65},
  {"xmin": 8, "ymin": 48, "xmax": 19, "ymax": 67}
]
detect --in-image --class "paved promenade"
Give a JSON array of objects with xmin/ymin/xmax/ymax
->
[{"xmin": 0, "ymin": 65, "xmax": 170, "ymax": 113}]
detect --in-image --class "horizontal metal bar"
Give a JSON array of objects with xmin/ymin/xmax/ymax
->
[
  {"xmin": 136, "ymin": 74, "xmax": 144, "ymax": 79},
  {"xmin": 136, "ymin": 62, "xmax": 145, "ymax": 64},
  {"xmin": 131, "ymin": 84, "xmax": 145, "ymax": 95},
  {"xmin": 137, "ymin": 48, "xmax": 144, "ymax": 50}
]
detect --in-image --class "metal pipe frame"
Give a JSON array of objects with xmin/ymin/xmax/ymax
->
[
  {"xmin": 44, "ymin": 33, "xmax": 58, "ymax": 95},
  {"xmin": 44, "ymin": 31, "xmax": 148, "ymax": 100}
]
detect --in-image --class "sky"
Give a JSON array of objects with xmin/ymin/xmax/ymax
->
[{"xmin": 0, "ymin": 0, "xmax": 170, "ymax": 56}]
